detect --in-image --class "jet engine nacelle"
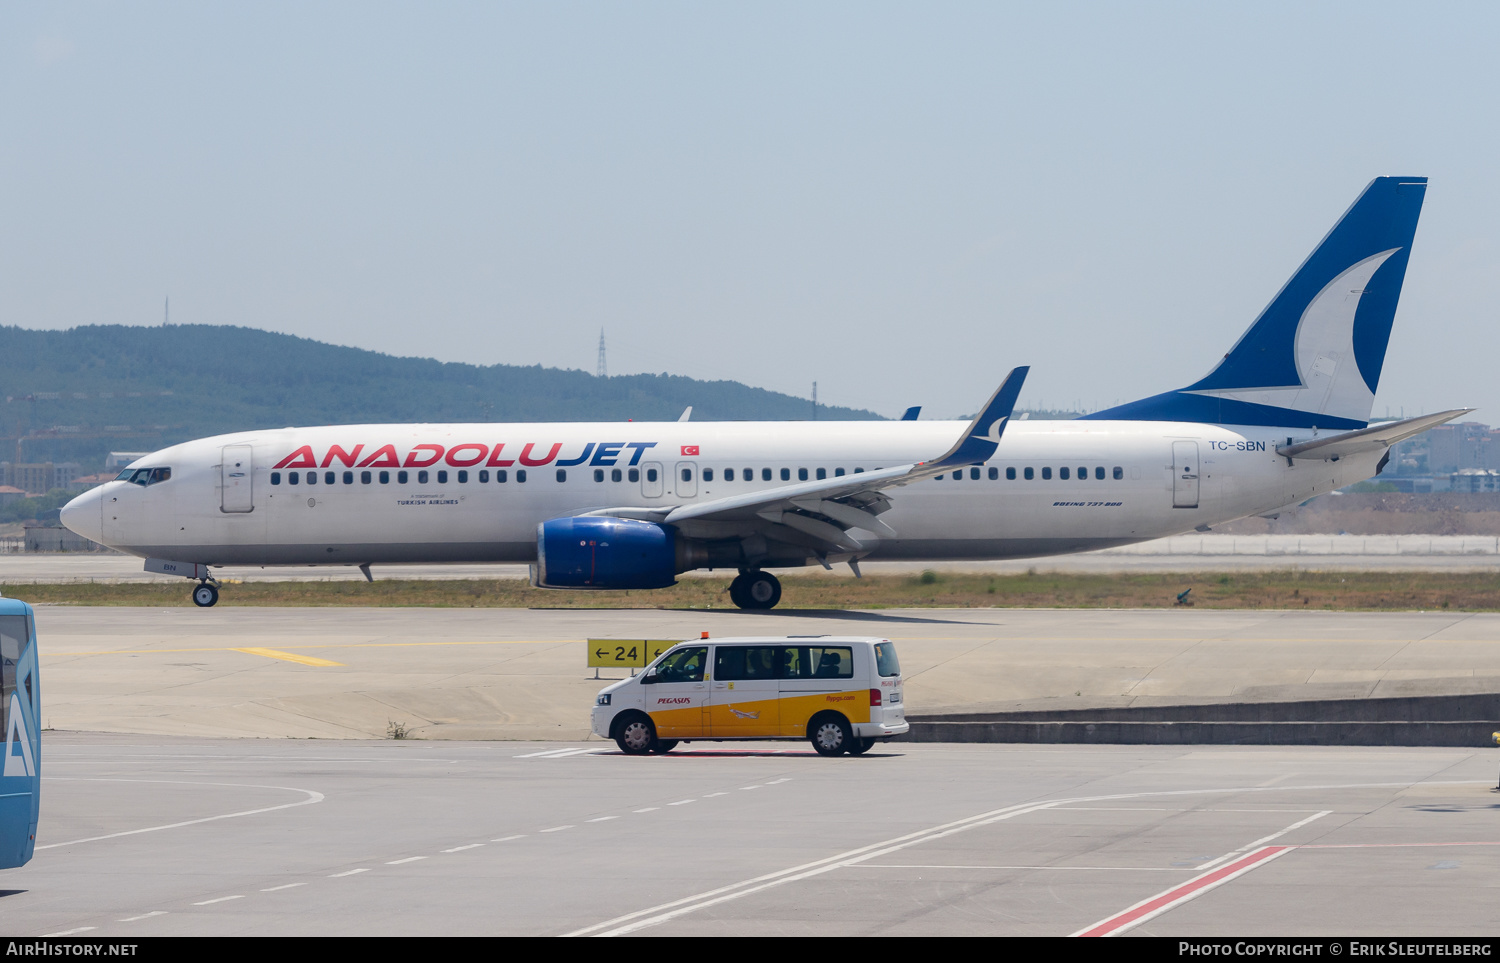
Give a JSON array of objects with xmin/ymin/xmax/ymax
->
[{"xmin": 533, "ymin": 516, "xmax": 683, "ymax": 590}]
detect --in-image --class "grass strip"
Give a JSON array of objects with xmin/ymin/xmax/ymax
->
[{"xmin": 3, "ymin": 569, "xmax": 1499, "ymax": 610}]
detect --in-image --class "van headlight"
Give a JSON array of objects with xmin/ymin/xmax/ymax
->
[{"xmin": 596, "ymin": 693, "xmax": 611, "ymax": 706}]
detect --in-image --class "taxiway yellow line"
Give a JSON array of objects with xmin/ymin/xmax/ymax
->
[{"xmin": 233, "ymin": 647, "xmax": 345, "ymax": 667}]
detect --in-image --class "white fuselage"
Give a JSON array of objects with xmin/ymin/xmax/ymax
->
[{"xmin": 62, "ymin": 419, "xmax": 1376, "ymax": 569}]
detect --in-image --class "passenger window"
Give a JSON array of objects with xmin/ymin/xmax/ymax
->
[
  {"xmin": 725, "ymin": 468, "xmax": 735, "ymax": 481},
  {"xmin": 517, "ymin": 470, "xmax": 527, "ymax": 483},
  {"xmin": 1060, "ymin": 467, "xmax": 1070, "ymax": 480},
  {"xmin": 628, "ymin": 468, "xmax": 638, "ymax": 483},
  {"xmin": 324, "ymin": 471, "xmax": 335, "ymax": 485},
  {"xmin": 479, "ymin": 470, "xmax": 489, "ymax": 483},
  {"xmin": 557, "ymin": 469, "xmax": 567, "ymax": 482},
  {"xmin": 763, "ymin": 468, "xmax": 772, "ymax": 481},
  {"xmin": 271, "ymin": 472, "xmax": 281, "ymax": 486},
  {"xmin": 1042, "ymin": 467, "xmax": 1052, "ymax": 480},
  {"xmin": 714, "ymin": 646, "xmax": 777, "ymax": 681},
  {"xmin": 306, "ymin": 472, "xmax": 317, "ymax": 486},
  {"xmin": 989, "ymin": 467, "xmax": 999, "ymax": 480},
  {"xmin": 398, "ymin": 470, "xmax": 409, "ymax": 484},
  {"xmin": 798, "ymin": 468, "xmax": 808, "ymax": 481},
  {"xmin": 1096, "ymin": 466, "xmax": 1106, "ymax": 480},
  {"xmin": 593, "ymin": 469, "xmax": 604, "ymax": 482},
  {"xmin": 1024, "ymin": 467, "xmax": 1034, "ymax": 480},
  {"xmin": 1113, "ymin": 466, "xmax": 1124, "ymax": 480},
  {"xmin": 853, "ymin": 467, "xmax": 864, "ymax": 473},
  {"xmin": 380, "ymin": 471, "xmax": 390, "ymax": 484},
  {"xmin": 810, "ymin": 647, "xmax": 854, "ymax": 678},
  {"xmin": 816, "ymin": 468, "xmax": 826, "ymax": 480},
  {"xmin": 655, "ymin": 646, "xmax": 707, "ymax": 683},
  {"xmin": 344, "ymin": 471, "xmax": 354, "ymax": 485},
  {"xmin": 437, "ymin": 470, "xmax": 448, "ymax": 484},
  {"xmin": 1078, "ymin": 466, "xmax": 1087, "ymax": 480},
  {"xmin": 361, "ymin": 471, "xmax": 371, "ymax": 484},
  {"xmin": 457, "ymin": 470, "xmax": 468, "ymax": 483},
  {"xmin": 1007, "ymin": 467, "xmax": 1016, "ymax": 480},
  {"xmin": 289, "ymin": 472, "xmax": 300, "ymax": 485},
  {"xmin": 835, "ymin": 468, "xmax": 845, "ymax": 477},
  {"xmin": 496, "ymin": 470, "xmax": 508, "ymax": 483},
  {"xmin": 780, "ymin": 468, "xmax": 790, "ymax": 481},
  {"xmin": 744, "ymin": 467, "xmax": 753, "ymax": 481},
  {"xmin": 417, "ymin": 470, "xmax": 428, "ymax": 484},
  {"xmin": 970, "ymin": 467, "xmax": 979, "ymax": 480},
  {"xmin": 703, "ymin": 468, "xmax": 714, "ymax": 482}
]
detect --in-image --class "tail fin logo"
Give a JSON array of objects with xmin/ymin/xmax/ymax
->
[{"xmin": 1187, "ymin": 248, "xmax": 1399, "ymax": 421}]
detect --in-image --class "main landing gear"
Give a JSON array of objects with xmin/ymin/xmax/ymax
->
[
  {"xmin": 728, "ymin": 570, "xmax": 781, "ymax": 611},
  {"xmin": 191, "ymin": 579, "xmax": 221, "ymax": 608}
]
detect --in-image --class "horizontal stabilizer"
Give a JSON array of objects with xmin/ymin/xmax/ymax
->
[{"xmin": 1277, "ymin": 408, "xmax": 1473, "ymax": 461}]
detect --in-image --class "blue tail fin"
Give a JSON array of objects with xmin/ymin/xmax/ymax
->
[{"xmin": 1085, "ymin": 177, "xmax": 1427, "ymax": 429}]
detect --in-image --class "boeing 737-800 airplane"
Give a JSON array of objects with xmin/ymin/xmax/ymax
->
[{"xmin": 61, "ymin": 177, "xmax": 1467, "ymax": 609}]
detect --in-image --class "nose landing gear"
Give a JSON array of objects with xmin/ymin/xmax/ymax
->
[
  {"xmin": 728, "ymin": 570, "xmax": 782, "ymax": 610},
  {"xmin": 191, "ymin": 579, "xmax": 221, "ymax": 608}
]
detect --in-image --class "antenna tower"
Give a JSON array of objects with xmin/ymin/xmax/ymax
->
[
  {"xmin": 597, "ymin": 329, "xmax": 607, "ymax": 378},
  {"xmin": 812, "ymin": 381, "xmax": 818, "ymax": 420}
]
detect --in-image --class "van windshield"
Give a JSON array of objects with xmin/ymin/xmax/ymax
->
[{"xmin": 873, "ymin": 642, "xmax": 901, "ymax": 677}]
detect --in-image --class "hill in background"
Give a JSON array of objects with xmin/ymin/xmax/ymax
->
[{"xmin": 0, "ymin": 324, "xmax": 882, "ymax": 471}]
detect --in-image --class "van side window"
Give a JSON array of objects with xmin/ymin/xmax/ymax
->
[
  {"xmin": 655, "ymin": 646, "xmax": 707, "ymax": 683},
  {"xmin": 714, "ymin": 646, "xmax": 778, "ymax": 681},
  {"xmin": 779, "ymin": 646, "xmax": 853, "ymax": 679},
  {"xmin": 874, "ymin": 642, "xmax": 901, "ymax": 677}
]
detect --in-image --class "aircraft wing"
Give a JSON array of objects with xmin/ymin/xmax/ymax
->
[
  {"xmin": 1276, "ymin": 408, "xmax": 1473, "ymax": 461},
  {"xmin": 584, "ymin": 367, "xmax": 1029, "ymax": 553}
]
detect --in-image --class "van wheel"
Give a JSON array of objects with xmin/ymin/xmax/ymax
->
[
  {"xmin": 614, "ymin": 713, "xmax": 656, "ymax": 754},
  {"xmin": 653, "ymin": 740, "xmax": 678, "ymax": 753},
  {"xmin": 809, "ymin": 713, "xmax": 851, "ymax": 756},
  {"xmin": 849, "ymin": 737, "xmax": 876, "ymax": 756}
]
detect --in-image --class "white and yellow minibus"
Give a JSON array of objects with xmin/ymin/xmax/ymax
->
[{"xmin": 591, "ymin": 636, "xmax": 907, "ymax": 756}]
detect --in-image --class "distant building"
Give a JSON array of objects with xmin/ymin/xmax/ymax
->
[
  {"xmin": 0, "ymin": 462, "xmax": 82, "ymax": 495},
  {"xmin": 1451, "ymin": 469, "xmax": 1500, "ymax": 493},
  {"xmin": 0, "ymin": 485, "xmax": 27, "ymax": 508},
  {"xmin": 68, "ymin": 472, "xmax": 117, "ymax": 491},
  {"xmin": 105, "ymin": 452, "xmax": 149, "ymax": 470},
  {"xmin": 22, "ymin": 523, "xmax": 106, "ymax": 553}
]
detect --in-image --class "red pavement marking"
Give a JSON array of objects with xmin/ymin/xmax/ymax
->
[{"xmin": 1073, "ymin": 845, "xmax": 1291, "ymax": 937}]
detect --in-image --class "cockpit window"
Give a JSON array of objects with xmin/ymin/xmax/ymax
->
[{"xmin": 120, "ymin": 467, "xmax": 171, "ymax": 486}]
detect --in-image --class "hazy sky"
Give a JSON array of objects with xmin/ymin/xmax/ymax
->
[{"xmin": 3, "ymin": 2, "xmax": 1497, "ymax": 421}]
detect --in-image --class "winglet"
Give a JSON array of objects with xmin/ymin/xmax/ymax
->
[
  {"xmin": 901, "ymin": 406, "xmax": 922, "ymax": 421},
  {"xmin": 928, "ymin": 366, "xmax": 1029, "ymax": 468}
]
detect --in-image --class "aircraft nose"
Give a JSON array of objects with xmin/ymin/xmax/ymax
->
[{"xmin": 60, "ymin": 487, "xmax": 104, "ymax": 544}]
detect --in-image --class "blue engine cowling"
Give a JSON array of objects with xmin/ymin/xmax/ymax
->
[{"xmin": 533, "ymin": 516, "xmax": 680, "ymax": 589}]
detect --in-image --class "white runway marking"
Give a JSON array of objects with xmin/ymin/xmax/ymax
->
[
  {"xmin": 540, "ymin": 825, "xmax": 574, "ymax": 833},
  {"xmin": 387, "ymin": 856, "xmax": 428, "ymax": 864},
  {"xmin": 260, "ymin": 883, "xmax": 307, "ymax": 892},
  {"xmin": 442, "ymin": 844, "xmax": 484, "ymax": 852},
  {"xmin": 117, "ymin": 911, "xmax": 168, "ymax": 922},
  {"xmin": 668, "ymin": 799, "xmax": 695, "ymax": 806},
  {"xmin": 587, "ymin": 816, "xmax": 619, "ymax": 823},
  {"xmin": 566, "ymin": 784, "xmax": 1458, "ymax": 937},
  {"xmin": 192, "ymin": 895, "xmax": 245, "ymax": 906},
  {"xmin": 857, "ymin": 863, "xmax": 1191, "ymax": 872},
  {"xmin": 43, "ymin": 927, "xmax": 96, "ymax": 937},
  {"xmin": 514, "ymin": 747, "xmax": 602, "ymax": 759},
  {"xmin": 633, "ymin": 807, "xmax": 659, "ymax": 812},
  {"xmin": 329, "ymin": 868, "xmax": 369, "ymax": 877},
  {"xmin": 490, "ymin": 834, "xmax": 525, "ymax": 842},
  {"xmin": 36, "ymin": 778, "xmax": 324, "ymax": 850}
]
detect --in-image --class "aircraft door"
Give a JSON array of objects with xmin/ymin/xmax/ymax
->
[
  {"xmin": 641, "ymin": 462, "xmax": 664, "ymax": 498},
  {"xmin": 676, "ymin": 461, "xmax": 697, "ymax": 497},
  {"xmin": 221, "ymin": 445, "xmax": 254, "ymax": 513},
  {"xmin": 1172, "ymin": 441, "xmax": 1200, "ymax": 509}
]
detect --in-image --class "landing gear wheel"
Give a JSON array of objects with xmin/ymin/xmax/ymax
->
[
  {"xmin": 849, "ymin": 737, "xmax": 877, "ymax": 756},
  {"xmin": 736, "ymin": 571, "xmax": 781, "ymax": 611},
  {"xmin": 192, "ymin": 582, "xmax": 219, "ymax": 608},
  {"xmin": 728, "ymin": 575, "xmax": 748, "ymax": 609},
  {"xmin": 809, "ymin": 714, "xmax": 852, "ymax": 756},
  {"xmin": 652, "ymin": 740, "xmax": 679, "ymax": 753},
  {"xmin": 614, "ymin": 714, "xmax": 657, "ymax": 755}
]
